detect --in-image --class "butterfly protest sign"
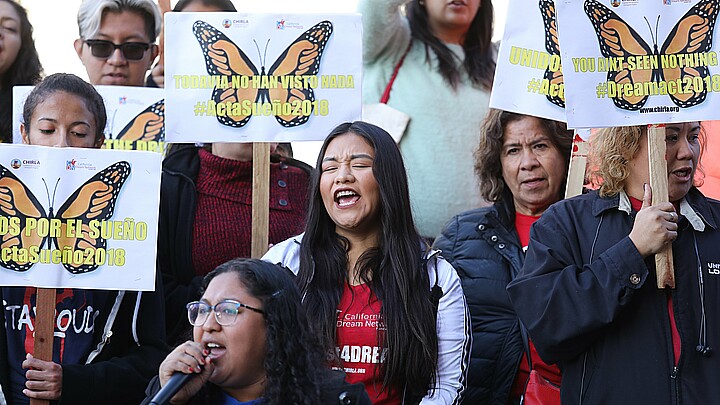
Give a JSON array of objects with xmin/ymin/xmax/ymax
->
[
  {"xmin": 557, "ymin": 0, "xmax": 720, "ymax": 128},
  {"xmin": 490, "ymin": 0, "xmax": 568, "ymax": 122},
  {"xmin": 13, "ymin": 86, "xmax": 166, "ymax": 153},
  {"xmin": 164, "ymin": 12, "xmax": 362, "ymax": 143},
  {"xmin": 0, "ymin": 145, "xmax": 160, "ymax": 291}
]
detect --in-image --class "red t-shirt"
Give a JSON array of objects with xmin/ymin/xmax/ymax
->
[
  {"xmin": 335, "ymin": 283, "xmax": 398, "ymax": 405},
  {"xmin": 514, "ymin": 212, "xmax": 541, "ymax": 249},
  {"xmin": 511, "ymin": 212, "xmax": 562, "ymax": 401}
]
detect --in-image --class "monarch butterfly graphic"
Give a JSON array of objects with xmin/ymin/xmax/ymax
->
[
  {"xmin": 108, "ymin": 99, "xmax": 165, "ymax": 143},
  {"xmin": 539, "ymin": 0, "xmax": 565, "ymax": 108},
  {"xmin": 192, "ymin": 20, "xmax": 333, "ymax": 128},
  {"xmin": 585, "ymin": 0, "xmax": 720, "ymax": 111},
  {"xmin": 0, "ymin": 161, "xmax": 131, "ymax": 274}
]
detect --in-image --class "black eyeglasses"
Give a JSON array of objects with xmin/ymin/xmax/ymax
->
[
  {"xmin": 84, "ymin": 39, "xmax": 150, "ymax": 61},
  {"xmin": 186, "ymin": 300, "xmax": 264, "ymax": 326}
]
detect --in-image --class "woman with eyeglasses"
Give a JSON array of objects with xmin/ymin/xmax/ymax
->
[
  {"xmin": 74, "ymin": 0, "xmax": 160, "ymax": 87},
  {"xmin": 142, "ymin": 258, "xmax": 371, "ymax": 405},
  {"xmin": 0, "ymin": 0, "xmax": 43, "ymax": 142}
]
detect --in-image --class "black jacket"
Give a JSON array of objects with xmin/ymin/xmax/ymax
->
[
  {"xmin": 158, "ymin": 145, "xmax": 312, "ymax": 343},
  {"xmin": 433, "ymin": 197, "xmax": 524, "ymax": 404},
  {"xmin": 0, "ymin": 282, "xmax": 168, "ymax": 404},
  {"xmin": 508, "ymin": 188, "xmax": 720, "ymax": 405},
  {"xmin": 141, "ymin": 369, "xmax": 372, "ymax": 405}
]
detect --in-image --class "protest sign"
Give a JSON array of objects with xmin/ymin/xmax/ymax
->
[
  {"xmin": 0, "ymin": 145, "xmax": 160, "ymax": 291},
  {"xmin": 557, "ymin": 0, "xmax": 720, "ymax": 127},
  {"xmin": 13, "ymin": 86, "xmax": 166, "ymax": 153},
  {"xmin": 490, "ymin": 0, "xmax": 567, "ymax": 122},
  {"xmin": 164, "ymin": 12, "xmax": 362, "ymax": 143}
]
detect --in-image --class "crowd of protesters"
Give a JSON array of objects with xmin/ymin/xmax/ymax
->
[{"xmin": 1, "ymin": 0, "xmax": 720, "ymax": 404}]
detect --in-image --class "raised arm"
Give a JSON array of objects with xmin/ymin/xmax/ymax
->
[{"xmin": 358, "ymin": 0, "xmax": 412, "ymax": 64}]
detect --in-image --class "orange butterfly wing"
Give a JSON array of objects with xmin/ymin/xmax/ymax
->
[
  {"xmin": 659, "ymin": 0, "xmax": 719, "ymax": 107},
  {"xmin": 53, "ymin": 161, "xmax": 131, "ymax": 274},
  {"xmin": 193, "ymin": 21, "xmax": 260, "ymax": 128},
  {"xmin": 0, "ymin": 165, "xmax": 47, "ymax": 271},
  {"xmin": 539, "ymin": 0, "xmax": 565, "ymax": 108},
  {"xmin": 116, "ymin": 99, "xmax": 165, "ymax": 143},
  {"xmin": 266, "ymin": 21, "xmax": 333, "ymax": 127},
  {"xmin": 585, "ymin": 0, "xmax": 655, "ymax": 110}
]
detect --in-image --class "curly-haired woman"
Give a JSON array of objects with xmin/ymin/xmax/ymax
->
[
  {"xmin": 508, "ymin": 122, "xmax": 720, "ymax": 404},
  {"xmin": 434, "ymin": 109, "xmax": 572, "ymax": 404}
]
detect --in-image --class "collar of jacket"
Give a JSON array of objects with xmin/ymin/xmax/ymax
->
[
  {"xmin": 476, "ymin": 195, "xmax": 522, "ymax": 245},
  {"xmin": 162, "ymin": 144, "xmax": 202, "ymax": 179},
  {"xmin": 591, "ymin": 187, "xmax": 716, "ymax": 231}
]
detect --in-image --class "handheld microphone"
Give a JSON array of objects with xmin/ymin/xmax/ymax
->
[
  {"xmin": 338, "ymin": 391, "xmax": 355, "ymax": 405},
  {"xmin": 149, "ymin": 369, "xmax": 200, "ymax": 405}
]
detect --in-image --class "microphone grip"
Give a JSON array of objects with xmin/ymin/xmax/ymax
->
[{"xmin": 149, "ymin": 371, "xmax": 198, "ymax": 405}]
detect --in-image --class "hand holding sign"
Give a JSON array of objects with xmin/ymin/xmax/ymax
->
[{"xmin": 629, "ymin": 183, "xmax": 678, "ymax": 258}]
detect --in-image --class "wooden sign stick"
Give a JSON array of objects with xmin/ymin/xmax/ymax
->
[
  {"xmin": 30, "ymin": 287, "xmax": 56, "ymax": 405},
  {"xmin": 564, "ymin": 133, "xmax": 589, "ymax": 199},
  {"xmin": 251, "ymin": 143, "xmax": 271, "ymax": 259},
  {"xmin": 647, "ymin": 124, "xmax": 675, "ymax": 289}
]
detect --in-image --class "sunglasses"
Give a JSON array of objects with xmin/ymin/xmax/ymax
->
[
  {"xmin": 84, "ymin": 39, "xmax": 150, "ymax": 61},
  {"xmin": 186, "ymin": 300, "xmax": 264, "ymax": 327}
]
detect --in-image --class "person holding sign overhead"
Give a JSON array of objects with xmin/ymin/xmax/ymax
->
[
  {"xmin": 0, "ymin": 0, "xmax": 42, "ymax": 143},
  {"xmin": 74, "ymin": 0, "xmax": 160, "ymax": 87},
  {"xmin": 507, "ymin": 122, "xmax": 720, "ymax": 404},
  {"xmin": 155, "ymin": 0, "xmax": 313, "ymax": 345},
  {"xmin": 359, "ymin": 0, "xmax": 496, "ymax": 239},
  {"xmin": 263, "ymin": 121, "xmax": 470, "ymax": 404},
  {"xmin": 0, "ymin": 73, "xmax": 167, "ymax": 405},
  {"xmin": 142, "ymin": 258, "xmax": 370, "ymax": 405},
  {"xmin": 434, "ymin": 110, "xmax": 572, "ymax": 404}
]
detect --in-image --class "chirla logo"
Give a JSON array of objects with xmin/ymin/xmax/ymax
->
[
  {"xmin": 10, "ymin": 159, "xmax": 21, "ymax": 169},
  {"xmin": 222, "ymin": 18, "xmax": 232, "ymax": 28}
]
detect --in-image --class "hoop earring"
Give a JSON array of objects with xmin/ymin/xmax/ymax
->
[{"xmin": 419, "ymin": 0, "xmax": 425, "ymax": 5}]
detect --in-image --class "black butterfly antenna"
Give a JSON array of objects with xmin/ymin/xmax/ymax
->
[
  {"xmin": 108, "ymin": 109, "xmax": 118, "ymax": 140},
  {"xmin": 644, "ymin": 15, "xmax": 661, "ymax": 51},
  {"xmin": 253, "ymin": 38, "xmax": 272, "ymax": 70},
  {"xmin": 41, "ymin": 177, "xmax": 60, "ymax": 217},
  {"xmin": 41, "ymin": 177, "xmax": 60, "ymax": 249}
]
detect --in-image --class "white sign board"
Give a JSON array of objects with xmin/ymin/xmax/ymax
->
[
  {"xmin": 164, "ymin": 12, "xmax": 363, "ymax": 143},
  {"xmin": 490, "ymin": 0, "xmax": 567, "ymax": 122},
  {"xmin": 0, "ymin": 145, "xmax": 160, "ymax": 291},
  {"xmin": 557, "ymin": 0, "xmax": 720, "ymax": 127},
  {"xmin": 13, "ymin": 86, "xmax": 166, "ymax": 153}
]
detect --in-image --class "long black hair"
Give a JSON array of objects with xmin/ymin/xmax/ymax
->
[
  {"xmin": 202, "ymin": 258, "xmax": 325, "ymax": 405},
  {"xmin": 0, "ymin": 0, "xmax": 43, "ymax": 143},
  {"xmin": 406, "ymin": 0, "xmax": 495, "ymax": 90},
  {"xmin": 298, "ymin": 121, "xmax": 438, "ymax": 400}
]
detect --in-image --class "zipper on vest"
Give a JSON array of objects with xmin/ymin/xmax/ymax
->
[{"xmin": 670, "ymin": 366, "xmax": 679, "ymax": 405}]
